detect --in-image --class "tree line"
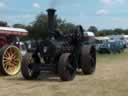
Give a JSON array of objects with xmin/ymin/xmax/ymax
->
[{"xmin": 0, "ymin": 12, "xmax": 128, "ymax": 40}]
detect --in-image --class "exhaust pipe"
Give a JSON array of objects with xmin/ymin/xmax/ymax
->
[{"xmin": 47, "ymin": 8, "xmax": 56, "ymax": 35}]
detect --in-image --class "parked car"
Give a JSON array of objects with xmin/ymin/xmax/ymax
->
[
  {"xmin": 109, "ymin": 40, "xmax": 125, "ymax": 53},
  {"xmin": 95, "ymin": 36, "xmax": 110, "ymax": 51},
  {"xmin": 98, "ymin": 41, "xmax": 111, "ymax": 53},
  {"xmin": 98, "ymin": 40, "xmax": 125, "ymax": 54}
]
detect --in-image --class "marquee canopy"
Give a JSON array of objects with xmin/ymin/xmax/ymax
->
[{"xmin": 0, "ymin": 27, "xmax": 28, "ymax": 36}]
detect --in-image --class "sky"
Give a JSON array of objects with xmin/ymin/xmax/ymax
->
[{"xmin": 0, "ymin": 0, "xmax": 128, "ymax": 30}]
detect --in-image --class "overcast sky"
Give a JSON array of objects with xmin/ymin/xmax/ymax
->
[{"xmin": 0, "ymin": 0, "xmax": 128, "ymax": 29}]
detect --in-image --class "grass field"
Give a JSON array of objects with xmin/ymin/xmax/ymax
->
[{"xmin": 0, "ymin": 51, "xmax": 128, "ymax": 96}]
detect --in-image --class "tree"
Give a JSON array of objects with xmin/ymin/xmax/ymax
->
[
  {"xmin": 13, "ymin": 24, "xmax": 26, "ymax": 29},
  {"xmin": 0, "ymin": 21, "xmax": 8, "ymax": 27},
  {"xmin": 114, "ymin": 28, "xmax": 124, "ymax": 35},
  {"xmin": 88, "ymin": 26, "xmax": 98, "ymax": 34},
  {"xmin": 58, "ymin": 22, "xmax": 76, "ymax": 33},
  {"xmin": 31, "ymin": 13, "xmax": 48, "ymax": 39},
  {"xmin": 56, "ymin": 18, "xmax": 76, "ymax": 33},
  {"xmin": 28, "ymin": 12, "xmax": 76, "ymax": 39},
  {"xmin": 124, "ymin": 29, "xmax": 128, "ymax": 35},
  {"xmin": 96, "ymin": 29, "xmax": 113, "ymax": 36}
]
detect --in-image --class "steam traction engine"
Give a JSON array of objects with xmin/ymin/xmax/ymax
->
[
  {"xmin": 21, "ymin": 8, "xmax": 96, "ymax": 81},
  {"xmin": 0, "ymin": 27, "xmax": 28, "ymax": 75}
]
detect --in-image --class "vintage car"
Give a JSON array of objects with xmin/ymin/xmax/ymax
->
[
  {"xmin": 0, "ymin": 27, "xmax": 28, "ymax": 75},
  {"xmin": 98, "ymin": 40, "xmax": 125, "ymax": 54}
]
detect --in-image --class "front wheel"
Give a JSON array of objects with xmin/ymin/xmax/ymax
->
[
  {"xmin": 21, "ymin": 53, "xmax": 40, "ymax": 80},
  {"xmin": 58, "ymin": 53, "xmax": 76, "ymax": 81}
]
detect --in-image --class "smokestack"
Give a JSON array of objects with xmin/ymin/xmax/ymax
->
[{"xmin": 47, "ymin": 8, "xmax": 56, "ymax": 34}]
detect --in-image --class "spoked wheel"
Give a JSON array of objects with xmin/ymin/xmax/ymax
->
[
  {"xmin": 80, "ymin": 46, "xmax": 96, "ymax": 75},
  {"xmin": 21, "ymin": 53, "xmax": 40, "ymax": 80},
  {"xmin": 0, "ymin": 45, "xmax": 22, "ymax": 75},
  {"xmin": 58, "ymin": 53, "xmax": 76, "ymax": 81}
]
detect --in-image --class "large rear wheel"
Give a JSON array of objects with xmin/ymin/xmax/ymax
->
[
  {"xmin": 58, "ymin": 53, "xmax": 76, "ymax": 81},
  {"xmin": 0, "ymin": 45, "xmax": 22, "ymax": 75},
  {"xmin": 80, "ymin": 46, "xmax": 96, "ymax": 75}
]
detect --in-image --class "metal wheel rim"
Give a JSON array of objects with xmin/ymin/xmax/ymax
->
[{"xmin": 2, "ymin": 46, "xmax": 22, "ymax": 75}]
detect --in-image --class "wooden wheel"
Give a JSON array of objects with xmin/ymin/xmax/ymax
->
[{"xmin": 0, "ymin": 45, "xmax": 22, "ymax": 75}]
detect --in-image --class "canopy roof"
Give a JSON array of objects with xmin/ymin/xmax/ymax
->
[{"xmin": 0, "ymin": 27, "xmax": 28, "ymax": 36}]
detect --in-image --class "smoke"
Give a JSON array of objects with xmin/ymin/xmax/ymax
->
[{"xmin": 49, "ymin": 0, "xmax": 58, "ymax": 8}]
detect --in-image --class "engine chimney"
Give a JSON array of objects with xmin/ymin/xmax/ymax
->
[{"xmin": 47, "ymin": 8, "xmax": 56, "ymax": 35}]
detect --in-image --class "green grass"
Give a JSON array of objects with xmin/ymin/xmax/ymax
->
[
  {"xmin": 97, "ymin": 50, "xmax": 128, "ymax": 64},
  {"xmin": 0, "ymin": 50, "xmax": 128, "ymax": 96}
]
